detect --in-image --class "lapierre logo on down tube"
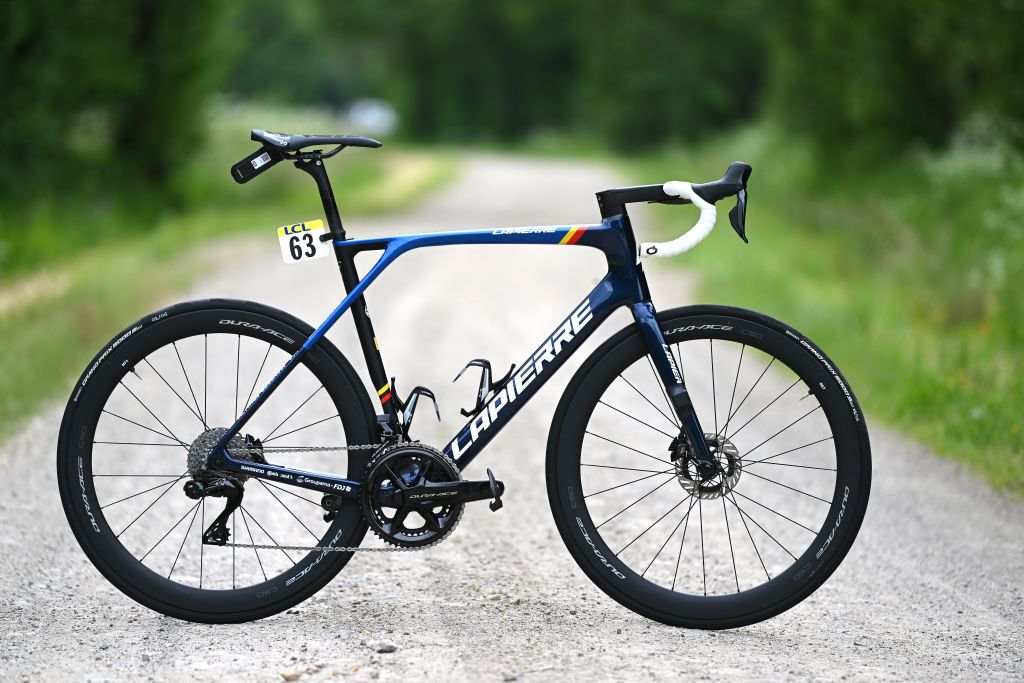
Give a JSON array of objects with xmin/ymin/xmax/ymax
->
[{"xmin": 447, "ymin": 297, "xmax": 593, "ymax": 458}]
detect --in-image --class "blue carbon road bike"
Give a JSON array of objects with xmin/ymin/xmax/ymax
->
[{"xmin": 57, "ymin": 130, "xmax": 871, "ymax": 628}]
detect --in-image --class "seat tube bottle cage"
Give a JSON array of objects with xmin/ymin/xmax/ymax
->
[{"xmin": 206, "ymin": 168, "xmax": 717, "ymax": 496}]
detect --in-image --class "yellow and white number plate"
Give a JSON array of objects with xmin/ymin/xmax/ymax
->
[{"xmin": 277, "ymin": 220, "xmax": 331, "ymax": 265}]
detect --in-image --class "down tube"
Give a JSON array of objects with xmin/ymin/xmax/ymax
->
[{"xmin": 445, "ymin": 275, "xmax": 628, "ymax": 470}]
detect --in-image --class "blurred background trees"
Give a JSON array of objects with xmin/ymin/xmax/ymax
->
[{"xmin": 3, "ymin": 0, "xmax": 1022, "ymax": 198}]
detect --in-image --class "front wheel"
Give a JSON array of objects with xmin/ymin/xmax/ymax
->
[{"xmin": 547, "ymin": 305, "xmax": 871, "ymax": 629}]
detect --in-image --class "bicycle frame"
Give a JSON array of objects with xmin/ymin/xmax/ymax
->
[{"xmin": 208, "ymin": 158, "xmax": 716, "ymax": 499}]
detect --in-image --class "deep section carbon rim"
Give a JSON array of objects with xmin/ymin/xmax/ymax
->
[
  {"xmin": 84, "ymin": 329, "xmax": 357, "ymax": 591},
  {"xmin": 551, "ymin": 309, "xmax": 868, "ymax": 626}
]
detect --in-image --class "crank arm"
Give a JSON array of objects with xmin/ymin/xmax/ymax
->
[{"xmin": 381, "ymin": 478, "xmax": 505, "ymax": 508}]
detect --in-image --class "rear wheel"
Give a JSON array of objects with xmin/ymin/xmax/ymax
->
[
  {"xmin": 57, "ymin": 299, "xmax": 377, "ymax": 623},
  {"xmin": 547, "ymin": 305, "xmax": 871, "ymax": 628}
]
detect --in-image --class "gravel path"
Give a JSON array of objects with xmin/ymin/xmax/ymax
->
[{"xmin": 1, "ymin": 154, "xmax": 1021, "ymax": 682}]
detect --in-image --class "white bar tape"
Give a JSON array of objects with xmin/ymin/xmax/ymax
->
[{"xmin": 638, "ymin": 181, "xmax": 717, "ymax": 259}]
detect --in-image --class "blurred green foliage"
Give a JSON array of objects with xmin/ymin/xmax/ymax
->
[{"xmin": 1, "ymin": 1, "xmax": 229, "ymax": 190}]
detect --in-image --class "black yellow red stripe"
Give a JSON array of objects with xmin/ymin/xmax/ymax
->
[
  {"xmin": 559, "ymin": 226, "xmax": 587, "ymax": 245},
  {"xmin": 377, "ymin": 382, "xmax": 392, "ymax": 404}
]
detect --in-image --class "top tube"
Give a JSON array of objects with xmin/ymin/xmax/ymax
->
[{"xmin": 333, "ymin": 222, "xmax": 608, "ymax": 254}]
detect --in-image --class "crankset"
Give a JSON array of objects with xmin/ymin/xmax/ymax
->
[{"xmin": 360, "ymin": 443, "xmax": 504, "ymax": 548}]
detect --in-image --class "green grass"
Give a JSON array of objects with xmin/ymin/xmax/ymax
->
[
  {"xmin": 627, "ymin": 125, "xmax": 1023, "ymax": 493},
  {"xmin": 0, "ymin": 102, "xmax": 456, "ymax": 442}
]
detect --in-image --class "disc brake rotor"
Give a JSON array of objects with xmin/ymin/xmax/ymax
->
[{"xmin": 674, "ymin": 433, "xmax": 743, "ymax": 499}]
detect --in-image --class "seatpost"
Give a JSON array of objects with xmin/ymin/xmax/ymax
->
[
  {"xmin": 296, "ymin": 157, "xmax": 346, "ymax": 241},
  {"xmin": 293, "ymin": 155, "xmax": 402, "ymax": 434}
]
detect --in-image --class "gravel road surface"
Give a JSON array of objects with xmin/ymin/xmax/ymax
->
[{"xmin": 2, "ymin": 154, "xmax": 1021, "ymax": 681}]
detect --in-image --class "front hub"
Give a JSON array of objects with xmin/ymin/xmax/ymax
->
[{"xmin": 672, "ymin": 433, "xmax": 743, "ymax": 499}]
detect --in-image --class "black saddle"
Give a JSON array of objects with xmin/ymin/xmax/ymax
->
[{"xmin": 250, "ymin": 129, "xmax": 382, "ymax": 151}]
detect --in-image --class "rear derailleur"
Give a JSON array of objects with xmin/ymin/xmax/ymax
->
[{"xmin": 184, "ymin": 477, "xmax": 245, "ymax": 546}]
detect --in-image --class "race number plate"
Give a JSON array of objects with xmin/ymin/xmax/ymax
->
[{"xmin": 278, "ymin": 220, "xmax": 331, "ymax": 265}]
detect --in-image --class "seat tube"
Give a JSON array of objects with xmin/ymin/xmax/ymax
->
[
  {"xmin": 297, "ymin": 158, "xmax": 400, "ymax": 426},
  {"xmin": 630, "ymin": 301, "xmax": 716, "ymax": 467}
]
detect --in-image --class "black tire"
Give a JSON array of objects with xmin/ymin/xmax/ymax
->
[
  {"xmin": 547, "ymin": 305, "xmax": 871, "ymax": 629},
  {"xmin": 57, "ymin": 299, "xmax": 377, "ymax": 623}
]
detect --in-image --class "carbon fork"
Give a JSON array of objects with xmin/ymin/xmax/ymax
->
[{"xmin": 630, "ymin": 301, "xmax": 718, "ymax": 476}]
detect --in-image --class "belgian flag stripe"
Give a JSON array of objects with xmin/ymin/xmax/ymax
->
[{"xmin": 559, "ymin": 226, "xmax": 587, "ymax": 245}]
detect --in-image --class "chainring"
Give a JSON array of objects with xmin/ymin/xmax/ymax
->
[{"xmin": 361, "ymin": 443, "xmax": 464, "ymax": 548}]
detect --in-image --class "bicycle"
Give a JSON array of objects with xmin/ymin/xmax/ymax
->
[{"xmin": 57, "ymin": 130, "xmax": 871, "ymax": 628}]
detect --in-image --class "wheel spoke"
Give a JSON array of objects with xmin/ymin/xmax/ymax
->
[
  {"xmin": 723, "ymin": 344, "xmax": 745, "ymax": 437},
  {"xmin": 741, "ymin": 469, "xmax": 832, "ymax": 505},
  {"xmin": 698, "ymin": 498, "xmax": 706, "ymax": 596},
  {"xmin": 256, "ymin": 479, "xmax": 321, "ymax": 541},
  {"xmin": 168, "ymin": 501, "xmax": 202, "ymax": 579},
  {"xmin": 260, "ymin": 480, "xmax": 323, "ymax": 507},
  {"xmin": 618, "ymin": 373, "xmax": 677, "ymax": 430},
  {"xmin": 143, "ymin": 358, "xmax": 206, "ymax": 427},
  {"xmin": 596, "ymin": 476, "xmax": 676, "ymax": 529},
  {"xmin": 643, "ymin": 493, "xmax": 696, "ymax": 577},
  {"xmin": 140, "ymin": 500, "xmax": 201, "ymax": 562},
  {"xmin": 242, "ymin": 343, "xmax": 273, "ymax": 415},
  {"xmin": 94, "ymin": 441, "xmax": 186, "ymax": 448},
  {"xmin": 239, "ymin": 507, "xmax": 268, "ymax": 581},
  {"xmin": 616, "ymin": 493, "xmax": 693, "ymax": 556},
  {"xmin": 744, "ymin": 405, "xmax": 824, "ymax": 458},
  {"xmin": 747, "ymin": 460, "xmax": 836, "ymax": 472},
  {"xmin": 721, "ymin": 357, "xmax": 775, "ymax": 438},
  {"xmin": 101, "ymin": 474, "xmax": 186, "ymax": 509},
  {"xmin": 94, "ymin": 473, "xmax": 185, "ymax": 477},
  {"xmin": 241, "ymin": 505, "xmax": 296, "ymax": 564},
  {"xmin": 744, "ymin": 436, "xmax": 834, "ymax": 466},
  {"xmin": 116, "ymin": 472, "xmax": 190, "ymax": 537},
  {"xmin": 721, "ymin": 496, "xmax": 740, "ymax": 593},
  {"xmin": 173, "ymin": 342, "xmax": 207, "ymax": 430},
  {"xmin": 728, "ymin": 491, "xmax": 771, "ymax": 581},
  {"xmin": 581, "ymin": 463, "xmax": 671, "ymax": 474},
  {"xmin": 100, "ymin": 409, "xmax": 185, "ymax": 447},
  {"xmin": 199, "ymin": 500, "xmax": 205, "ymax": 588},
  {"xmin": 585, "ymin": 431, "xmax": 673, "ymax": 466},
  {"xmin": 203, "ymin": 335, "xmax": 208, "ymax": 424},
  {"xmin": 725, "ymin": 494, "xmax": 798, "ymax": 561},
  {"xmin": 234, "ymin": 335, "xmax": 241, "ymax": 420},
  {"xmin": 585, "ymin": 469, "xmax": 675, "ymax": 498},
  {"xmin": 709, "ymin": 339, "xmax": 718, "ymax": 435},
  {"xmin": 262, "ymin": 413, "xmax": 340, "ymax": 444},
  {"xmin": 731, "ymin": 488, "xmax": 819, "ymax": 533},
  {"xmin": 670, "ymin": 495, "xmax": 699, "ymax": 591},
  {"xmin": 727, "ymin": 377, "xmax": 800, "ymax": 441},
  {"xmin": 597, "ymin": 400, "xmax": 675, "ymax": 438},
  {"xmin": 117, "ymin": 382, "xmax": 187, "ymax": 449},
  {"xmin": 263, "ymin": 386, "xmax": 324, "ymax": 442},
  {"xmin": 231, "ymin": 510, "xmax": 236, "ymax": 589}
]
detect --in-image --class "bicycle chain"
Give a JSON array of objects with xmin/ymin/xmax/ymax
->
[{"xmin": 221, "ymin": 442, "xmax": 443, "ymax": 553}]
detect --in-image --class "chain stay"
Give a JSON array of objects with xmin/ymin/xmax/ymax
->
[
  {"xmin": 259, "ymin": 443, "xmax": 379, "ymax": 453},
  {"xmin": 223, "ymin": 442, "xmax": 435, "ymax": 553}
]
